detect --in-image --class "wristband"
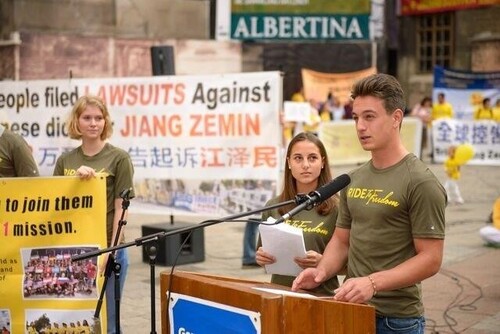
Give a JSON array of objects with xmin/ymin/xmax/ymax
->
[{"xmin": 367, "ymin": 275, "xmax": 377, "ymax": 296}]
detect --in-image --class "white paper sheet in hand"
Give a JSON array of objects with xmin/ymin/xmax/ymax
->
[{"xmin": 258, "ymin": 217, "xmax": 307, "ymax": 276}]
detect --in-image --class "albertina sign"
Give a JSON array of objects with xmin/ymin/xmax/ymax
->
[
  {"xmin": 224, "ymin": 0, "xmax": 371, "ymax": 41},
  {"xmin": 231, "ymin": 14, "xmax": 369, "ymax": 40}
]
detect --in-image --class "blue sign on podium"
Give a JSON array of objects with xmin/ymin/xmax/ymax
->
[{"xmin": 169, "ymin": 292, "xmax": 261, "ymax": 333}]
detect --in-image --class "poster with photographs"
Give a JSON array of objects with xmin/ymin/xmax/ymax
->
[{"xmin": 0, "ymin": 176, "xmax": 107, "ymax": 333}]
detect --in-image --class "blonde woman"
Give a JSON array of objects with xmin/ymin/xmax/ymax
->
[{"xmin": 53, "ymin": 95, "xmax": 134, "ymax": 334}]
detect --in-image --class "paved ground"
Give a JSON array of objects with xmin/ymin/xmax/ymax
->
[{"xmin": 113, "ymin": 159, "xmax": 500, "ymax": 333}]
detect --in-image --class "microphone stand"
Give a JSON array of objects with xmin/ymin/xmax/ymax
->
[
  {"xmin": 274, "ymin": 196, "xmax": 316, "ymax": 224},
  {"xmin": 148, "ymin": 243, "xmax": 158, "ymax": 334},
  {"xmin": 90, "ymin": 190, "xmax": 131, "ymax": 333},
  {"xmin": 72, "ymin": 196, "xmax": 304, "ymax": 332}
]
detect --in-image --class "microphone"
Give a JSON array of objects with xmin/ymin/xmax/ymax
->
[{"xmin": 274, "ymin": 174, "xmax": 351, "ymax": 224}]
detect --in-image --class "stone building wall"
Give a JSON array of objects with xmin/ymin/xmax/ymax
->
[{"xmin": 5, "ymin": 32, "xmax": 241, "ymax": 81}]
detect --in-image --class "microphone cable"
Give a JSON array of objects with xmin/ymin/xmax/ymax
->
[{"xmin": 426, "ymin": 268, "xmax": 483, "ymax": 334}]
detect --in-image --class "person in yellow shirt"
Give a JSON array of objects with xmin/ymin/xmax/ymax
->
[
  {"xmin": 44, "ymin": 323, "xmax": 54, "ymax": 334},
  {"xmin": 473, "ymin": 97, "xmax": 493, "ymax": 120},
  {"xmin": 444, "ymin": 145, "xmax": 464, "ymax": 205},
  {"xmin": 479, "ymin": 196, "xmax": 500, "ymax": 246},
  {"xmin": 68, "ymin": 322, "xmax": 77, "ymax": 334},
  {"xmin": 80, "ymin": 320, "xmax": 91, "ymax": 334},
  {"xmin": 52, "ymin": 322, "xmax": 60, "ymax": 334},
  {"xmin": 430, "ymin": 93, "xmax": 454, "ymax": 162},
  {"xmin": 291, "ymin": 88, "xmax": 305, "ymax": 103},
  {"xmin": 302, "ymin": 99, "xmax": 322, "ymax": 136},
  {"xmin": 75, "ymin": 321, "xmax": 83, "ymax": 334},
  {"xmin": 492, "ymin": 98, "xmax": 500, "ymax": 122},
  {"xmin": 26, "ymin": 322, "xmax": 36, "ymax": 334},
  {"xmin": 432, "ymin": 92, "xmax": 454, "ymax": 121}
]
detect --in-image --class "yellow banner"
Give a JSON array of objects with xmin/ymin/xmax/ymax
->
[
  {"xmin": 301, "ymin": 67, "xmax": 377, "ymax": 105},
  {"xmin": 319, "ymin": 118, "xmax": 422, "ymax": 166},
  {"xmin": 0, "ymin": 176, "xmax": 107, "ymax": 333}
]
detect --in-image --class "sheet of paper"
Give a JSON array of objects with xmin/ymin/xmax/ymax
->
[
  {"xmin": 252, "ymin": 287, "xmax": 318, "ymax": 299},
  {"xmin": 258, "ymin": 217, "xmax": 307, "ymax": 276}
]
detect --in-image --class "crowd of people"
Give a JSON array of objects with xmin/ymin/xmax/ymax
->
[
  {"xmin": 3, "ymin": 72, "xmax": 499, "ymax": 333},
  {"xmin": 282, "ymin": 86, "xmax": 499, "ymax": 163},
  {"xmin": 26, "ymin": 319, "xmax": 92, "ymax": 334},
  {"xmin": 474, "ymin": 97, "xmax": 500, "ymax": 121},
  {"xmin": 23, "ymin": 256, "xmax": 97, "ymax": 298},
  {"xmin": 282, "ymin": 88, "xmax": 354, "ymax": 143}
]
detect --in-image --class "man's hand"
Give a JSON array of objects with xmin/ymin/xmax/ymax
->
[
  {"xmin": 333, "ymin": 276, "xmax": 375, "ymax": 304},
  {"xmin": 291, "ymin": 268, "xmax": 325, "ymax": 291}
]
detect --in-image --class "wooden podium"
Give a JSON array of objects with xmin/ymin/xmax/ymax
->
[{"xmin": 160, "ymin": 271, "xmax": 375, "ymax": 333}]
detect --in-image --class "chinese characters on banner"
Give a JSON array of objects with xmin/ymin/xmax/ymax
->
[
  {"xmin": 432, "ymin": 66, "xmax": 500, "ymax": 165},
  {"xmin": 0, "ymin": 72, "xmax": 283, "ymax": 216},
  {"xmin": 432, "ymin": 119, "xmax": 500, "ymax": 165}
]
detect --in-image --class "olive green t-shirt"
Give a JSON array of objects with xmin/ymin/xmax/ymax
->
[
  {"xmin": 0, "ymin": 125, "xmax": 39, "ymax": 177},
  {"xmin": 262, "ymin": 197, "xmax": 340, "ymax": 296},
  {"xmin": 53, "ymin": 143, "xmax": 135, "ymax": 246},
  {"xmin": 337, "ymin": 153, "xmax": 446, "ymax": 317}
]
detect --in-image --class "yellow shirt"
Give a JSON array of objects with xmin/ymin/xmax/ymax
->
[
  {"xmin": 474, "ymin": 107, "xmax": 493, "ymax": 120},
  {"xmin": 444, "ymin": 157, "xmax": 461, "ymax": 180},
  {"xmin": 493, "ymin": 197, "xmax": 500, "ymax": 230},
  {"xmin": 291, "ymin": 92, "xmax": 305, "ymax": 102},
  {"xmin": 283, "ymin": 123, "xmax": 295, "ymax": 142},
  {"xmin": 492, "ymin": 106, "xmax": 500, "ymax": 122},
  {"xmin": 319, "ymin": 109, "xmax": 332, "ymax": 121},
  {"xmin": 432, "ymin": 102, "xmax": 454, "ymax": 120},
  {"xmin": 302, "ymin": 108, "xmax": 321, "ymax": 134}
]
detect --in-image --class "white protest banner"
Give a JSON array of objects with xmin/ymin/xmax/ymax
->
[{"xmin": 0, "ymin": 72, "xmax": 283, "ymax": 215}]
